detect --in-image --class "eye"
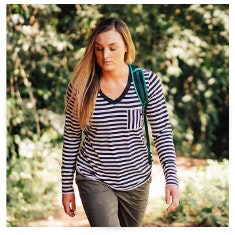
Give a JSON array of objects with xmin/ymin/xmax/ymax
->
[
  {"xmin": 110, "ymin": 48, "xmax": 116, "ymax": 51},
  {"xmin": 95, "ymin": 47, "xmax": 103, "ymax": 52}
]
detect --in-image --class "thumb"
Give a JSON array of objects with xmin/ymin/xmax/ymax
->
[
  {"xmin": 165, "ymin": 186, "xmax": 171, "ymax": 204},
  {"xmin": 71, "ymin": 200, "xmax": 76, "ymax": 212}
]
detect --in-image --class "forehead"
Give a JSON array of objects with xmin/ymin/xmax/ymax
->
[{"xmin": 95, "ymin": 29, "xmax": 124, "ymax": 45}]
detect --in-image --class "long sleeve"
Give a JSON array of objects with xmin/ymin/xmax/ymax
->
[
  {"xmin": 146, "ymin": 70, "xmax": 179, "ymax": 186},
  {"xmin": 61, "ymin": 84, "xmax": 82, "ymax": 193}
]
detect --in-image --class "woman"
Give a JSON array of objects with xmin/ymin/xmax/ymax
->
[{"xmin": 61, "ymin": 18, "xmax": 180, "ymax": 227}]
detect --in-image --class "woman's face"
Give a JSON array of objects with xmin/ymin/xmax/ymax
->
[{"xmin": 95, "ymin": 29, "xmax": 127, "ymax": 72}]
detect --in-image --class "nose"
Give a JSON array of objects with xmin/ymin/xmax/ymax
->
[{"xmin": 103, "ymin": 48, "xmax": 109, "ymax": 59}]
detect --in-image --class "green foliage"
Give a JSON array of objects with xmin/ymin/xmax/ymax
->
[
  {"xmin": 149, "ymin": 160, "xmax": 229, "ymax": 227},
  {"xmin": 162, "ymin": 5, "xmax": 229, "ymax": 159},
  {"xmin": 6, "ymin": 4, "xmax": 229, "ymax": 225},
  {"xmin": 7, "ymin": 134, "xmax": 62, "ymax": 226},
  {"xmin": 101, "ymin": 4, "xmax": 229, "ymax": 159},
  {"xmin": 7, "ymin": 4, "xmax": 228, "ymax": 160}
]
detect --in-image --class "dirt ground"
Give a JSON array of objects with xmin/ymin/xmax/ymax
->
[{"xmin": 26, "ymin": 156, "xmax": 207, "ymax": 227}]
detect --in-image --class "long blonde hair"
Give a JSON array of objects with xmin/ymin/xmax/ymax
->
[{"xmin": 66, "ymin": 18, "xmax": 136, "ymax": 129}]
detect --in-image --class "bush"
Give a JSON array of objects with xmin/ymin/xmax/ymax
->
[
  {"xmin": 157, "ymin": 159, "xmax": 229, "ymax": 226},
  {"xmin": 7, "ymin": 132, "xmax": 62, "ymax": 226}
]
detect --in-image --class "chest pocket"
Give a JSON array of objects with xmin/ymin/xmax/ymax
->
[{"xmin": 127, "ymin": 108, "xmax": 143, "ymax": 130}]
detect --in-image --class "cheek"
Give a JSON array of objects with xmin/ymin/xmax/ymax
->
[
  {"xmin": 95, "ymin": 52, "xmax": 102, "ymax": 64},
  {"xmin": 95, "ymin": 52, "xmax": 100, "ymax": 59},
  {"xmin": 118, "ymin": 51, "xmax": 126, "ymax": 60}
]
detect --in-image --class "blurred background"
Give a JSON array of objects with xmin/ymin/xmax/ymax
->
[{"xmin": 6, "ymin": 4, "xmax": 229, "ymax": 227}]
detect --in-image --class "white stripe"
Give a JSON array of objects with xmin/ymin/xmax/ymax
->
[{"xmin": 61, "ymin": 68, "xmax": 179, "ymax": 193}]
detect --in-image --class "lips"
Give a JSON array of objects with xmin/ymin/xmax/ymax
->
[{"xmin": 103, "ymin": 61, "xmax": 112, "ymax": 64}]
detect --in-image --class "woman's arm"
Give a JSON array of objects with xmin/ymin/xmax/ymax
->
[
  {"xmin": 146, "ymin": 70, "xmax": 179, "ymax": 187},
  {"xmin": 61, "ymin": 84, "xmax": 82, "ymax": 194}
]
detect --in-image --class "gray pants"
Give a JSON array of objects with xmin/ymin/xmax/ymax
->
[{"xmin": 75, "ymin": 173, "xmax": 150, "ymax": 227}]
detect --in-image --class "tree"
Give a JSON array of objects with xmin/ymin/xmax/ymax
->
[
  {"xmin": 98, "ymin": 4, "xmax": 229, "ymax": 159},
  {"xmin": 7, "ymin": 4, "xmax": 228, "ymax": 161},
  {"xmin": 6, "ymin": 3, "xmax": 229, "ymax": 226}
]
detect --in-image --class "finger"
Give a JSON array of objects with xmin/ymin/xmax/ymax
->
[
  {"xmin": 165, "ymin": 187, "xmax": 171, "ymax": 204},
  {"xmin": 65, "ymin": 206, "xmax": 76, "ymax": 217},
  {"xmin": 167, "ymin": 203, "xmax": 176, "ymax": 212},
  {"xmin": 167, "ymin": 197, "xmax": 179, "ymax": 212},
  {"xmin": 67, "ymin": 201, "xmax": 76, "ymax": 217},
  {"xmin": 167, "ymin": 203, "xmax": 178, "ymax": 212},
  {"xmin": 62, "ymin": 194, "xmax": 76, "ymax": 217},
  {"xmin": 69, "ymin": 201, "xmax": 76, "ymax": 217},
  {"xmin": 69, "ymin": 207, "xmax": 76, "ymax": 217},
  {"xmin": 71, "ymin": 200, "xmax": 76, "ymax": 212}
]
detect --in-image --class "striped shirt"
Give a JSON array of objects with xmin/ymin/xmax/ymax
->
[{"xmin": 61, "ymin": 66, "xmax": 178, "ymax": 194}]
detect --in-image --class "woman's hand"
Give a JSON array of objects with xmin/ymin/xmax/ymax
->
[
  {"xmin": 62, "ymin": 193, "xmax": 76, "ymax": 217},
  {"xmin": 165, "ymin": 184, "xmax": 180, "ymax": 212}
]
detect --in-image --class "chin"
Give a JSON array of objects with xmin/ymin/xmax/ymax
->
[{"xmin": 101, "ymin": 64, "xmax": 114, "ymax": 71}]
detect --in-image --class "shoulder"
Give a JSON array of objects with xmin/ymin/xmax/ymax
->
[
  {"xmin": 139, "ymin": 66, "xmax": 159, "ymax": 83},
  {"xmin": 139, "ymin": 67, "xmax": 163, "ymax": 95},
  {"xmin": 142, "ymin": 67, "xmax": 156, "ymax": 76},
  {"xmin": 130, "ymin": 64, "xmax": 159, "ymax": 83},
  {"xmin": 131, "ymin": 64, "xmax": 157, "ymax": 78}
]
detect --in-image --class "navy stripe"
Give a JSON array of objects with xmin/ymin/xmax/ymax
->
[{"xmin": 61, "ymin": 68, "xmax": 179, "ymax": 193}]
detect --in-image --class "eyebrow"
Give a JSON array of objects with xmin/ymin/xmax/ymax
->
[{"xmin": 95, "ymin": 42, "xmax": 118, "ymax": 46}]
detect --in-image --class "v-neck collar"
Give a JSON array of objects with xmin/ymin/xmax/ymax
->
[{"xmin": 99, "ymin": 69, "xmax": 131, "ymax": 104}]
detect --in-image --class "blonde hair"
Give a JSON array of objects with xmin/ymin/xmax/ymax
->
[{"xmin": 66, "ymin": 18, "xmax": 136, "ymax": 129}]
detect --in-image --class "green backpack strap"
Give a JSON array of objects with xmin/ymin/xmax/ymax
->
[{"xmin": 129, "ymin": 64, "xmax": 153, "ymax": 165}]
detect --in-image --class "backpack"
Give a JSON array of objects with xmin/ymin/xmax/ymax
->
[{"xmin": 129, "ymin": 64, "xmax": 153, "ymax": 165}]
